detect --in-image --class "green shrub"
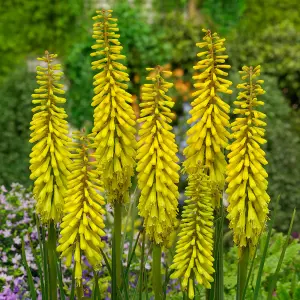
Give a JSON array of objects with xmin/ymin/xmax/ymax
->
[
  {"xmin": 0, "ymin": 66, "xmax": 36, "ymax": 186},
  {"xmin": 228, "ymin": 0, "xmax": 300, "ymax": 103},
  {"xmin": 0, "ymin": 0, "xmax": 87, "ymax": 83},
  {"xmin": 65, "ymin": 40, "xmax": 94, "ymax": 130},
  {"xmin": 224, "ymin": 231, "xmax": 300, "ymax": 299}
]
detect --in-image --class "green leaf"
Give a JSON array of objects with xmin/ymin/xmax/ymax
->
[
  {"xmin": 21, "ymin": 239, "xmax": 37, "ymax": 300},
  {"xmin": 70, "ymin": 267, "xmax": 75, "ymax": 300},
  {"xmin": 29, "ymin": 236, "xmax": 46, "ymax": 299},
  {"xmin": 267, "ymin": 209, "xmax": 296, "ymax": 299},
  {"xmin": 254, "ymin": 195, "xmax": 280, "ymax": 299}
]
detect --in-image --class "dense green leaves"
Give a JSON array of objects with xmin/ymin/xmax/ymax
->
[
  {"xmin": 0, "ymin": 67, "xmax": 35, "ymax": 186},
  {"xmin": 0, "ymin": 0, "xmax": 88, "ymax": 83},
  {"xmin": 224, "ymin": 231, "xmax": 300, "ymax": 299}
]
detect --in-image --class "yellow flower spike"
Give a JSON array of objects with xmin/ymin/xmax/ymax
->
[
  {"xmin": 29, "ymin": 51, "xmax": 71, "ymax": 223},
  {"xmin": 91, "ymin": 9, "xmax": 136, "ymax": 204},
  {"xmin": 183, "ymin": 29, "xmax": 232, "ymax": 208},
  {"xmin": 226, "ymin": 65, "xmax": 270, "ymax": 255},
  {"xmin": 57, "ymin": 130, "xmax": 106, "ymax": 286},
  {"xmin": 137, "ymin": 66, "xmax": 180, "ymax": 246},
  {"xmin": 170, "ymin": 169, "xmax": 215, "ymax": 298}
]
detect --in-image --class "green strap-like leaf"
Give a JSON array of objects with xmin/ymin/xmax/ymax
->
[
  {"xmin": 254, "ymin": 195, "xmax": 280, "ymax": 299},
  {"xmin": 267, "ymin": 209, "xmax": 296, "ymax": 300},
  {"xmin": 21, "ymin": 239, "xmax": 37, "ymax": 300}
]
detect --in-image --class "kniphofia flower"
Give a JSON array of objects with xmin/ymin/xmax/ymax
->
[
  {"xmin": 137, "ymin": 67, "xmax": 180, "ymax": 245},
  {"xmin": 170, "ymin": 169, "xmax": 215, "ymax": 299},
  {"xmin": 91, "ymin": 9, "xmax": 136, "ymax": 203},
  {"xmin": 29, "ymin": 51, "xmax": 71, "ymax": 223},
  {"xmin": 183, "ymin": 29, "xmax": 232, "ymax": 207},
  {"xmin": 226, "ymin": 65, "xmax": 270, "ymax": 254},
  {"xmin": 57, "ymin": 130, "xmax": 106, "ymax": 285}
]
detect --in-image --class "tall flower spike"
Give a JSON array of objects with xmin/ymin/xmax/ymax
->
[
  {"xmin": 226, "ymin": 65, "xmax": 270, "ymax": 255},
  {"xmin": 137, "ymin": 67, "xmax": 180, "ymax": 245},
  {"xmin": 91, "ymin": 9, "xmax": 136, "ymax": 203},
  {"xmin": 170, "ymin": 169, "xmax": 215, "ymax": 299},
  {"xmin": 29, "ymin": 51, "xmax": 71, "ymax": 223},
  {"xmin": 57, "ymin": 130, "xmax": 106, "ymax": 286},
  {"xmin": 183, "ymin": 29, "xmax": 232, "ymax": 207}
]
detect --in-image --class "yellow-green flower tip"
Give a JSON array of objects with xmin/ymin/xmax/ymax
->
[
  {"xmin": 137, "ymin": 67, "xmax": 179, "ymax": 245},
  {"xmin": 57, "ymin": 130, "xmax": 106, "ymax": 286},
  {"xmin": 29, "ymin": 51, "xmax": 71, "ymax": 223},
  {"xmin": 91, "ymin": 10, "xmax": 137, "ymax": 204},
  {"xmin": 170, "ymin": 170, "xmax": 215, "ymax": 298},
  {"xmin": 226, "ymin": 65, "xmax": 270, "ymax": 255},
  {"xmin": 183, "ymin": 30, "xmax": 232, "ymax": 208}
]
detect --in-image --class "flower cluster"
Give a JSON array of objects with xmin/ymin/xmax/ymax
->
[
  {"xmin": 91, "ymin": 9, "xmax": 136, "ymax": 204},
  {"xmin": 170, "ymin": 170, "xmax": 215, "ymax": 299},
  {"xmin": 137, "ymin": 67, "xmax": 180, "ymax": 245},
  {"xmin": 57, "ymin": 131, "xmax": 106, "ymax": 285},
  {"xmin": 226, "ymin": 65, "xmax": 270, "ymax": 254},
  {"xmin": 29, "ymin": 51, "xmax": 71, "ymax": 223},
  {"xmin": 183, "ymin": 29, "xmax": 232, "ymax": 207},
  {"xmin": 0, "ymin": 184, "xmax": 39, "ymax": 299}
]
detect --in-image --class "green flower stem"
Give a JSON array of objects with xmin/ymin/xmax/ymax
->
[
  {"xmin": 114, "ymin": 202, "xmax": 122, "ymax": 289},
  {"xmin": 237, "ymin": 246, "xmax": 249, "ymax": 300},
  {"xmin": 48, "ymin": 221, "xmax": 57, "ymax": 300},
  {"xmin": 76, "ymin": 280, "xmax": 83, "ymax": 299},
  {"xmin": 152, "ymin": 244, "xmax": 163, "ymax": 300},
  {"xmin": 208, "ymin": 205, "xmax": 225, "ymax": 300}
]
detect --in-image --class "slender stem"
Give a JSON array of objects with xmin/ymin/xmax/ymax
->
[
  {"xmin": 76, "ymin": 280, "xmax": 84, "ymax": 299},
  {"xmin": 114, "ymin": 202, "xmax": 122, "ymax": 289},
  {"xmin": 48, "ymin": 221, "xmax": 57, "ymax": 300},
  {"xmin": 237, "ymin": 247, "xmax": 249, "ymax": 300},
  {"xmin": 152, "ymin": 244, "xmax": 163, "ymax": 300},
  {"xmin": 218, "ymin": 205, "xmax": 224, "ymax": 300},
  {"xmin": 139, "ymin": 232, "xmax": 146, "ymax": 300},
  {"xmin": 208, "ymin": 205, "xmax": 224, "ymax": 300}
]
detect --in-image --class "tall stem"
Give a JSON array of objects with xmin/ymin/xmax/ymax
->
[
  {"xmin": 152, "ymin": 244, "xmax": 162, "ymax": 300},
  {"xmin": 114, "ymin": 202, "xmax": 122, "ymax": 289},
  {"xmin": 237, "ymin": 247, "xmax": 249, "ymax": 300},
  {"xmin": 48, "ymin": 221, "xmax": 57, "ymax": 300},
  {"xmin": 208, "ymin": 205, "xmax": 224, "ymax": 300},
  {"xmin": 76, "ymin": 280, "xmax": 84, "ymax": 299}
]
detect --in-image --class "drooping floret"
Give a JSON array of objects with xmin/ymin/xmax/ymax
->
[
  {"xmin": 183, "ymin": 29, "xmax": 232, "ymax": 207},
  {"xmin": 137, "ymin": 67, "xmax": 180, "ymax": 245},
  {"xmin": 91, "ymin": 9, "xmax": 136, "ymax": 203},
  {"xmin": 57, "ymin": 130, "xmax": 106, "ymax": 285},
  {"xmin": 226, "ymin": 65, "xmax": 270, "ymax": 255},
  {"xmin": 170, "ymin": 170, "xmax": 215, "ymax": 299},
  {"xmin": 29, "ymin": 51, "xmax": 71, "ymax": 223}
]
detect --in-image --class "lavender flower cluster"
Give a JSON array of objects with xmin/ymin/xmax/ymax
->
[
  {"xmin": 0, "ymin": 183, "xmax": 38, "ymax": 299},
  {"xmin": 0, "ymin": 183, "xmax": 182, "ymax": 299}
]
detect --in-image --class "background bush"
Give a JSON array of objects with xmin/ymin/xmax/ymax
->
[{"xmin": 0, "ymin": 67, "xmax": 35, "ymax": 186}]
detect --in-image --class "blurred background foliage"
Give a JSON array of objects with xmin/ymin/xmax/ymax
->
[{"xmin": 1, "ymin": 0, "xmax": 299, "ymax": 231}]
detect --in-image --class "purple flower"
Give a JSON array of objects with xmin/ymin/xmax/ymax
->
[
  {"xmin": 0, "ymin": 273, "xmax": 13, "ymax": 282},
  {"xmin": 12, "ymin": 254, "xmax": 21, "ymax": 265},
  {"xmin": 25, "ymin": 249, "xmax": 34, "ymax": 262},
  {"xmin": 13, "ymin": 237, "xmax": 21, "ymax": 245},
  {"xmin": 2, "ymin": 230, "xmax": 11, "ymax": 238},
  {"xmin": 0, "ymin": 185, "xmax": 7, "ymax": 193},
  {"xmin": 7, "ymin": 214, "xmax": 16, "ymax": 220},
  {"xmin": 2, "ymin": 254, "xmax": 8, "ymax": 263},
  {"xmin": 30, "ymin": 231, "xmax": 38, "ymax": 241}
]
